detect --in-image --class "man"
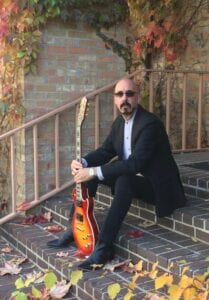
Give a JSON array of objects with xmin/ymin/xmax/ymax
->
[{"xmin": 47, "ymin": 78, "xmax": 187, "ymax": 269}]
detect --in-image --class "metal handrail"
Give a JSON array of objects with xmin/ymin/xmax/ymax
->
[{"xmin": 0, "ymin": 68, "xmax": 209, "ymax": 224}]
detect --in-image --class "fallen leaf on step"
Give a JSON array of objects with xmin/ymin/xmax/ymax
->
[
  {"xmin": 0, "ymin": 262, "xmax": 22, "ymax": 275},
  {"xmin": 8, "ymin": 256, "xmax": 27, "ymax": 266},
  {"xmin": 140, "ymin": 220, "xmax": 156, "ymax": 228},
  {"xmin": 122, "ymin": 260, "xmax": 147, "ymax": 274},
  {"xmin": 104, "ymin": 259, "xmax": 131, "ymax": 271},
  {"xmin": 1, "ymin": 245, "xmax": 13, "ymax": 253},
  {"xmin": 24, "ymin": 271, "xmax": 44, "ymax": 286},
  {"xmin": 44, "ymin": 225, "xmax": 63, "ymax": 232},
  {"xmin": 50, "ymin": 280, "xmax": 71, "ymax": 299},
  {"xmin": 127, "ymin": 230, "xmax": 144, "ymax": 238},
  {"xmin": 56, "ymin": 251, "xmax": 70, "ymax": 257},
  {"xmin": 21, "ymin": 213, "xmax": 52, "ymax": 225}
]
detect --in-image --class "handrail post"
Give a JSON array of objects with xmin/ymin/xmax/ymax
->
[
  {"xmin": 182, "ymin": 73, "xmax": 187, "ymax": 151},
  {"xmin": 55, "ymin": 114, "xmax": 60, "ymax": 188},
  {"xmin": 197, "ymin": 73, "xmax": 203, "ymax": 149},
  {"xmin": 10, "ymin": 135, "xmax": 16, "ymax": 213},
  {"xmin": 149, "ymin": 72, "xmax": 154, "ymax": 112},
  {"xmin": 166, "ymin": 73, "xmax": 171, "ymax": 136},
  {"xmin": 33, "ymin": 125, "xmax": 39, "ymax": 201},
  {"xmin": 95, "ymin": 95, "xmax": 100, "ymax": 149}
]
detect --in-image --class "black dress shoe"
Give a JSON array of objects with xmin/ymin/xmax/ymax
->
[
  {"xmin": 78, "ymin": 243, "xmax": 114, "ymax": 270},
  {"xmin": 47, "ymin": 230, "xmax": 74, "ymax": 248}
]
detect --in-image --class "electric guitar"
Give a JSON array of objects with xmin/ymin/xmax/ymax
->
[{"xmin": 71, "ymin": 97, "xmax": 99, "ymax": 255}]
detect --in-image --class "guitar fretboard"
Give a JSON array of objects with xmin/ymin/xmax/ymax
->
[{"xmin": 76, "ymin": 126, "xmax": 82, "ymax": 201}]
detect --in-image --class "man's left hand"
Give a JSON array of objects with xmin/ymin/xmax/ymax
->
[{"xmin": 74, "ymin": 168, "xmax": 95, "ymax": 183}]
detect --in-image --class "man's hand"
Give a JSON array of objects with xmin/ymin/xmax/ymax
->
[
  {"xmin": 71, "ymin": 160, "xmax": 83, "ymax": 176},
  {"xmin": 74, "ymin": 168, "xmax": 95, "ymax": 183},
  {"xmin": 71, "ymin": 160, "xmax": 95, "ymax": 183}
]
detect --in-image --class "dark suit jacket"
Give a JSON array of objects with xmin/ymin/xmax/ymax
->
[{"xmin": 84, "ymin": 105, "xmax": 187, "ymax": 217}]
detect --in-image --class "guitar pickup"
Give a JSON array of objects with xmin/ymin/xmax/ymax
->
[{"xmin": 76, "ymin": 213, "xmax": 83, "ymax": 222}]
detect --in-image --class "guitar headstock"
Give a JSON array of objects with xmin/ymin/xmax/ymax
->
[{"xmin": 77, "ymin": 97, "xmax": 88, "ymax": 127}]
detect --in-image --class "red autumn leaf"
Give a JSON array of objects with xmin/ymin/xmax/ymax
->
[
  {"xmin": 133, "ymin": 39, "xmax": 142, "ymax": 56},
  {"xmin": 127, "ymin": 230, "xmax": 144, "ymax": 238},
  {"xmin": 164, "ymin": 46, "xmax": 177, "ymax": 62},
  {"xmin": 178, "ymin": 37, "xmax": 188, "ymax": 49},
  {"xmin": 146, "ymin": 22, "xmax": 166, "ymax": 48},
  {"xmin": 154, "ymin": 36, "xmax": 164, "ymax": 49},
  {"xmin": 7, "ymin": 2, "xmax": 19, "ymax": 14},
  {"xmin": 0, "ymin": 21, "xmax": 9, "ymax": 38},
  {"xmin": 44, "ymin": 225, "xmax": 63, "ymax": 233},
  {"xmin": 162, "ymin": 20, "xmax": 172, "ymax": 33}
]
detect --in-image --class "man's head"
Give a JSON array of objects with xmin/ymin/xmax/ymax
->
[{"xmin": 114, "ymin": 78, "xmax": 139, "ymax": 120}]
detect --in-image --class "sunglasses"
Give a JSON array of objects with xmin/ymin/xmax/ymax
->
[{"xmin": 114, "ymin": 90, "xmax": 136, "ymax": 98}]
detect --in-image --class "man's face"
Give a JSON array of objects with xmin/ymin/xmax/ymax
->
[{"xmin": 114, "ymin": 79, "xmax": 139, "ymax": 119}]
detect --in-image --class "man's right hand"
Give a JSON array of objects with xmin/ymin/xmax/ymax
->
[{"xmin": 71, "ymin": 160, "xmax": 83, "ymax": 176}]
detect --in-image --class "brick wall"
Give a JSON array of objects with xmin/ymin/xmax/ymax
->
[{"xmin": 16, "ymin": 20, "xmax": 127, "ymax": 202}]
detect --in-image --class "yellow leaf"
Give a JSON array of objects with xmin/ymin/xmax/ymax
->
[
  {"xmin": 134, "ymin": 260, "xmax": 143, "ymax": 272},
  {"xmin": 181, "ymin": 266, "xmax": 190, "ymax": 275},
  {"xmin": 107, "ymin": 283, "xmax": 121, "ymax": 300},
  {"xmin": 149, "ymin": 269, "xmax": 158, "ymax": 279},
  {"xmin": 178, "ymin": 275, "xmax": 193, "ymax": 289},
  {"xmin": 183, "ymin": 287, "xmax": 196, "ymax": 300},
  {"xmin": 193, "ymin": 277, "xmax": 204, "ymax": 290},
  {"xmin": 70, "ymin": 270, "xmax": 83, "ymax": 285},
  {"xmin": 193, "ymin": 291, "xmax": 208, "ymax": 300},
  {"xmin": 32, "ymin": 286, "xmax": 42, "ymax": 298},
  {"xmin": 177, "ymin": 259, "xmax": 187, "ymax": 264},
  {"xmin": 124, "ymin": 290, "xmax": 134, "ymax": 300},
  {"xmin": 15, "ymin": 278, "xmax": 25, "ymax": 289},
  {"xmin": 128, "ymin": 282, "xmax": 136, "ymax": 290},
  {"xmin": 155, "ymin": 273, "xmax": 173, "ymax": 289},
  {"xmin": 151, "ymin": 261, "xmax": 159, "ymax": 271},
  {"xmin": 168, "ymin": 284, "xmax": 183, "ymax": 300}
]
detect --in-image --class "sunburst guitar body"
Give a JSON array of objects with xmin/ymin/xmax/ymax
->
[
  {"xmin": 72, "ymin": 183, "xmax": 99, "ymax": 255},
  {"xmin": 71, "ymin": 97, "xmax": 99, "ymax": 255}
]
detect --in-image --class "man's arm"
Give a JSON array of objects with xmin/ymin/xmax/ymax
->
[{"xmin": 101, "ymin": 121, "xmax": 164, "ymax": 178}]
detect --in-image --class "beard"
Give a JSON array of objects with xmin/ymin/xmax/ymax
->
[{"xmin": 120, "ymin": 100, "xmax": 133, "ymax": 115}]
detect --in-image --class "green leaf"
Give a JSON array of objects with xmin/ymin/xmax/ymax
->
[
  {"xmin": 107, "ymin": 283, "xmax": 121, "ymax": 300},
  {"xmin": 32, "ymin": 286, "xmax": 42, "ymax": 298},
  {"xmin": 70, "ymin": 270, "xmax": 83, "ymax": 285},
  {"xmin": 44, "ymin": 272, "xmax": 57, "ymax": 289},
  {"xmin": 15, "ymin": 278, "xmax": 25, "ymax": 289},
  {"xmin": 17, "ymin": 51, "xmax": 26, "ymax": 58},
  {"xmin": 14, "ymin": 291, "xmax": 28, "ymax": 300}
]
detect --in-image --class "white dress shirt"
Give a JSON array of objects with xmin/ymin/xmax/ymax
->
[{"xmin": 82, "ymin": 110, "xmax": 142, "ymax": 179}]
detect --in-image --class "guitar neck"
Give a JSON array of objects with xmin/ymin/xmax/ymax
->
[{"xmin": 76, "ymin": 122, "xmax": 82, "ymax": 200}]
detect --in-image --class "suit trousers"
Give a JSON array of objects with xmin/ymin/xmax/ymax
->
[{"xmin": 97, "ymin": 174, "xmax": 155, "ymax": 246}]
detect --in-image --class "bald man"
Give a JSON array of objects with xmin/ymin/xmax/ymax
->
[{"xmin": 48, "ymin": 78, "xmax": 187, "ymax": 270}]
